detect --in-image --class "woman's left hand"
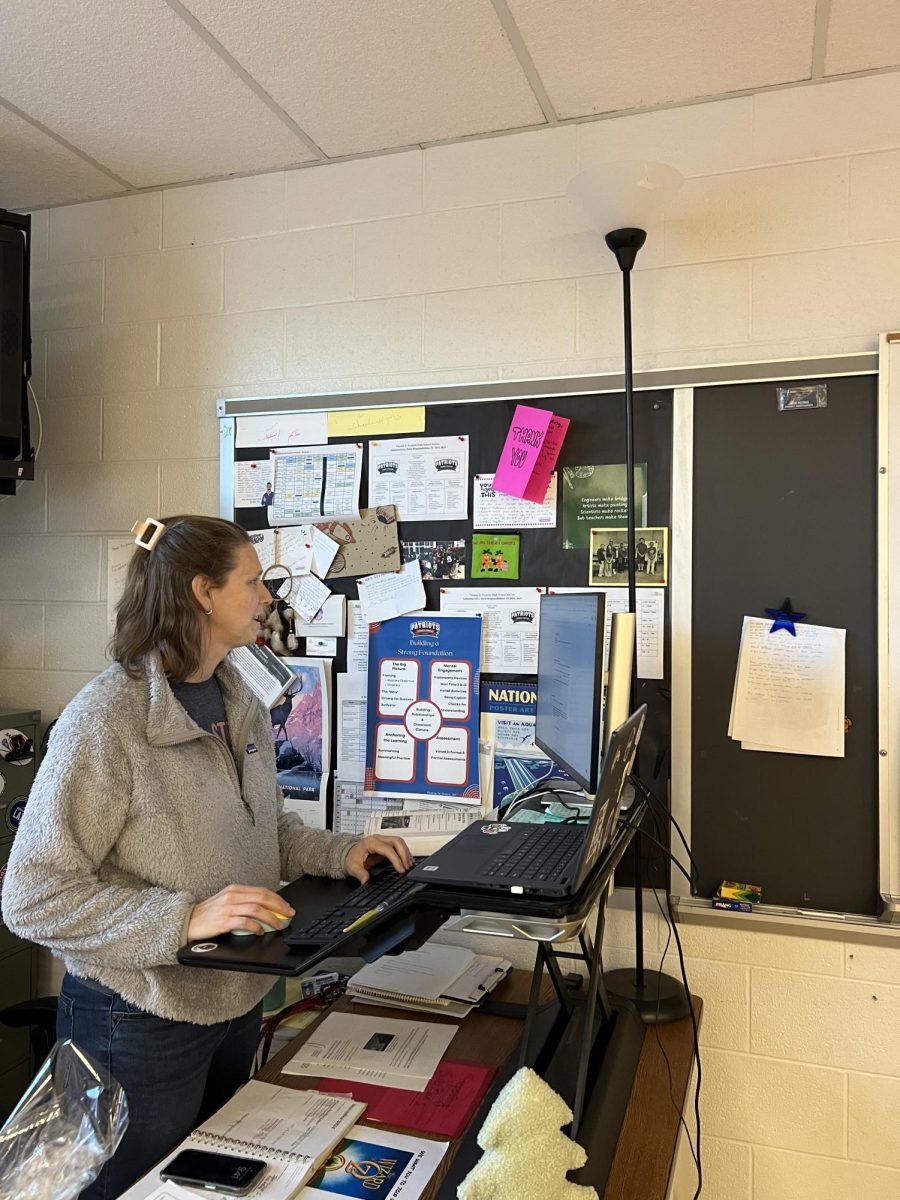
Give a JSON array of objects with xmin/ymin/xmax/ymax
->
[{"xmin": 345, "ymin": 835, "xmax": 414, "ymax": 884}]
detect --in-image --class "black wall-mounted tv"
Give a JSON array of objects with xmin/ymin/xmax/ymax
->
[{"xmin": 0, "ymin": 209, "xmax": 33, "ymax": 495}]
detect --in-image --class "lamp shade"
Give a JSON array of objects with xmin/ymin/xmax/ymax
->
[{"xmin": 567, "ymin": 160, "xmax": 683, "ymax": 234}]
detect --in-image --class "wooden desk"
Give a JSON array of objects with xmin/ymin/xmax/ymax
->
[{"xmin": 257, "ymin": 972, "xmax": 700, "ymax": 1200}]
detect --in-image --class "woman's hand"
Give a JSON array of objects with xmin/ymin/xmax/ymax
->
[
  {"xmin": 344, "ymin": 835, "xmax": 414, "ymax": 885},
  {"xmin": 187, "ymin": 885, "xmax": 296, "ymax": 940}
]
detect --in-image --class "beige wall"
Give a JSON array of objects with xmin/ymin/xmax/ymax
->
[{"xmin": 1, "ymin": 69, "xmax": 899, "ymax": 1199}]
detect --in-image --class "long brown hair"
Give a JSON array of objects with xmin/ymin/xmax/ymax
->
[{"xmin": 112, "ymin": 515, "xmax": 251, "ymax": 682}]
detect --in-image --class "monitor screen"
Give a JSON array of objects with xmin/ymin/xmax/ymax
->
[{"xmin": 534, "ymin": 592, "xmax": 606, "ymax": 792}]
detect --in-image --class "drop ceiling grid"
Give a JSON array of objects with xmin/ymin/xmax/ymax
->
[
  {"xmin": 179, "ymin": 0, "xmax": 545, "ymax": 156},
  {"xmin": 825, "ymin": 0, "xmax": 900, "ymax": 75},
  {"xmin": 0, "ymin": 103, "xmax": 124, "ymax": 210},
  {"xmin": 0, "ymin": 0, "xmax": 317, "ymax": 189},
  {"xmin": 504, "ymin": 0, "xmax": 820, "ymax": 117}
]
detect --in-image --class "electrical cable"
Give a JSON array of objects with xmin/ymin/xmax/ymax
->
[{"xmin": 642, "ymin": 798, "xmax": 703, "ymax": 1197}]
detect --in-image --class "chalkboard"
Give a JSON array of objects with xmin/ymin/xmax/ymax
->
[
  {"xmin": 691, "ymin": 375, "xmax": 879, "ymax": 915},
  {"xmin": 226, "ymin": 388, "xmax": 674, "ymax": 888}
]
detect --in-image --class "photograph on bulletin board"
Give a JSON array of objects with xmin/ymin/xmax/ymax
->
[{"xmin": 589, "ymin": 527, "xmax": 668, "ymax": 587}]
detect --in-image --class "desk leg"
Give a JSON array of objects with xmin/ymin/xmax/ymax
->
[
  {"xmin": 571, "ymin": 908, "xmax": 606, "ymax": 1138},
  {"xmin": 517, "ymin": 950, "xmax": 547, "ymax": 1069}
]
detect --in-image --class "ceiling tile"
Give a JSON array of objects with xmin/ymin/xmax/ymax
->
[
  {"xmin": 826, "ymin": 0, "xmax": 900, "ymax": 75},
  {"xmin": 506, "ymin": 0, "xmax": 818, "ymax": 118},
  {"xmin": 0, "ymin": 104, "xmax": 123, "ymax": 210},
  {"xmin": 181, "ymin": 0, "xmax": 545, "ymax": 156},
  {"xmin": 0, "ymin": 0, "xmax": 316, "ymax": 189}
]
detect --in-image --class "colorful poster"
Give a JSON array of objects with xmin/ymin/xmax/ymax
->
[
  {"xmin": 270, "ymin": 658, "xmax": 331, "ymax": 827},
  {"xmin": 561, "ymin": 463, "xmax": 648, "ymax": 549},
  {"xmin": 364, "ymin": 614, "xmax": 483, "ymax": 803},
  {"xmin": 479, "ymin": 678, "xmax": 536, "ymax": 747},
  {"xmin": 471, "ymin": 534, "xmax": 520, "ymax": 580}
]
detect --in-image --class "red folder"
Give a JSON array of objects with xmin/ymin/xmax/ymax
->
[{"xmin": 317, "ymin": 1059, "xmax": 497, "ymax": 1138}]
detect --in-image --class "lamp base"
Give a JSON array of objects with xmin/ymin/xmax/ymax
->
[
  {"xmin": 604, "ymin": 966, "xmax": 692, "ymax": 1025},
  {"xmin": 605, "ymin": 227, "xmax": 647, "ymax": 272}
]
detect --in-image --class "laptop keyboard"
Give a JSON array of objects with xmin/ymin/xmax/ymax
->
[
  {"xmin": 284, "ymin": 871, "xmax": 423, "ymax": 947},
  {"xmin": 482, "ymin": 825, "xmax": 584, "ymax": 881}
]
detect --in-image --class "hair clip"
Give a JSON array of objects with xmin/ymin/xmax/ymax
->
[{"xmin": 131, "ymin": 517, "xmax": 166, "ymax": 552}]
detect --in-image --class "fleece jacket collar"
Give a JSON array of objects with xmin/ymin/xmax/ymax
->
[{"xmin": 144, "ymin": 651, "xmax": 254, "ymax": 749}]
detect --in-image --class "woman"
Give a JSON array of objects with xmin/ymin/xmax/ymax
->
[{"xmin": 2, "ymin": 514, "xmax": 411, "ymax": 1200}]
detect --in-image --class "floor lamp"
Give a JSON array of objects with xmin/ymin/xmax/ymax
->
[{"xmin": 568, "ymin": 161, "xmax": 690, "ymax": 1023}]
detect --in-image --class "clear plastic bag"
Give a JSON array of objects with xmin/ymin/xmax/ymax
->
[{"xmin": 0, "ymin": 1038, "xmax": 128, "ymax": 1200}]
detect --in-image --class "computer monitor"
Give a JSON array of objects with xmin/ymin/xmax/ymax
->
[{"xmin": 534, "ymin": 592, "xmax": 607, "ymax": 793}]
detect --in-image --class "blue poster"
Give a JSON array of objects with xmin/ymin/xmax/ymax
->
[{"xmin": 364, "ymin": 613, "xmax": 482, "ymax": 802}]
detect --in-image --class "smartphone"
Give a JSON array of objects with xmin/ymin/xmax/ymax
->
[{"xmin": 160, "ymin": 1148, "xmax": 267, "ymax": 1195}]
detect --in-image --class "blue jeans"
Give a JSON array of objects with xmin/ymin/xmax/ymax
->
[{"xmin": 57, "ymin": 973, "xmax": 262, "ymax": 1200}]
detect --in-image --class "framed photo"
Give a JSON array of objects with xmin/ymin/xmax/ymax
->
[{"xmin": 588, "ymin": 526, "xmax": 668, "ymax": 587}]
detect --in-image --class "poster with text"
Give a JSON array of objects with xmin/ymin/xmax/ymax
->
[
  {"xmin": 561, "ymin": 463, "xmax": 648, "ymax": 549},
  {"xmin": 364, "ymin": 614, "xmax": 483, "ymax": 804}
]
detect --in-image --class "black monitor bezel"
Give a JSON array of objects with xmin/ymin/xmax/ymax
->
[{"xmin": 534, "ymin": 591, "xmax": 605, "ymax": 793}]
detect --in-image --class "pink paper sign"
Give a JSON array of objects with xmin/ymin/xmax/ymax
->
[
  {"xmin": 522, "ymin": 414, "xmax": 569, "ymax": 503},
  {"xmin": 492, "ymin": 404, "xmax": 554, "ymax": 498}
]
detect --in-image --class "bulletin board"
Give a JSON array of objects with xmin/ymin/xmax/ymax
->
[
  {"xmin": 690, "ymin": 374, "xmax": 879, "ymax": 915},
  {"xmin": 221, "ymin": 386, "xmax": 674, "ymax": 890}
]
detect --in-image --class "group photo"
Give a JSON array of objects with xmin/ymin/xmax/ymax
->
[{"xmin": 588, "ymin": 527, "xmax": 669, "ymax": 587}]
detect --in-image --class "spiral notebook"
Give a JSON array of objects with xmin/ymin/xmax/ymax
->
[{"xmin": 128, "ymin": 1080, "xmax": 366, "ymax": 1200}]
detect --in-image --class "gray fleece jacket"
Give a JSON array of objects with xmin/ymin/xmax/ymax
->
[{"xmin": 2, "ymin": 652, "xmax": 358, "ymax": 1025}]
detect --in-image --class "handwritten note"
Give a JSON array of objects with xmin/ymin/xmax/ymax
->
[
  {"xmin": 492, "ymin": 404, "xmax": 553, "ymax": 499},
  {"xmin": 328, "ymin": 406, "xmax": 425, "ymax": 438},
  {"xmin": 728, "ymin": 617, "xmax": 846, "ymax": 757},
  {"xmin": 357, "ymin": 559, "xmax": 426, "ymax": 624},
  {"xmin": 234, "ymin": 412, "xmax": 327, "ymax": 448},
  {"xmin": 522, "ymin": 414, "xmax": 569, "ymax": 503}
]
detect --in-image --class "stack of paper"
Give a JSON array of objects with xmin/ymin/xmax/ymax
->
[
  {"xmin": 362, "ymin": 808, "xmax": 485, "ymax": 856},
  {"xmin": 728, "ymin": 616, "xmax": 846, "ymax": 757},
  {"xmin": 346, "ymin": 943, "xmax": 511, "ymax": 1019},
  {"xmin": 282, "ymin": 1012, "xmax": 457, "ymax": 1092}
]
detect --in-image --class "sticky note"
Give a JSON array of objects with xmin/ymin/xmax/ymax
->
[
  {"xmin": 492, "ymin": 404, "xmax": 554, "ymax": 499},
  {"xmin": 328, "ymin": 407, "xmax": 426, "ymax": 438},
  {"xmin": 522, "ymin": 415, "xmax": 569, "ymax": 504}
]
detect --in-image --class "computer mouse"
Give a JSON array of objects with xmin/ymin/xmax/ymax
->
[{"xmin": 230, "ymin": 921, "xmax": 279, "ymax": 937}]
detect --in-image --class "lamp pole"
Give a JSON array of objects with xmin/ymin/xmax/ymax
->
[{"xmin": 601, "ymin": 226, "xmax": 690, "ymax": 1024}]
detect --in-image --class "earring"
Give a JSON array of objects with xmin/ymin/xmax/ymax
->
[{"xmin": 203, "ymin": 605, "xmax": 213, "ymax": 615}]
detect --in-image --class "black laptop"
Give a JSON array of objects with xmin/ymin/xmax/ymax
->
[{"xmin": 408, "ymin": 706, "xmax": 646, "ymax": 899}]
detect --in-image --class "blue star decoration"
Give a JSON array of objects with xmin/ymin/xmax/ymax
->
[{"xmin": 765, "ymin": 601, "xmax": 806, "ymax": 636}]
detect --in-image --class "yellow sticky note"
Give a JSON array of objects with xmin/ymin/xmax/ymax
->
[{"xmin": 327, "ymin": 406, "xmax": 426, "ymax": 438}]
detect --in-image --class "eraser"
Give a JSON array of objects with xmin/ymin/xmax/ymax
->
[
  {"xmin": 712, "ymin": 897, "xmax": 753, "ymax": 913},
  {"xmin": 718, "ymin": 880, "xmax": 762, "ymax": 903}
]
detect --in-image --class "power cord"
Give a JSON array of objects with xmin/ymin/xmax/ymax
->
[{"xmin": 638, "ymin": 795, "xmax": 703, "ymax": 1198}]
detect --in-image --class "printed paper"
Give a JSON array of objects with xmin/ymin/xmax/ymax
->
[
  {"xmin": 307, "ymin": 637, "xmax": 337, "ymax": 657},
  {"xmin": 270, "ymin": 658, "xmax": 331, "ymax": 826},
  {"xmin": 346, "ymin": 601, "xmax": 370, "ymax": 674},
  {"xmin": 106, "ymin": 537, "xmax": 135, "ymax": 636},
  {"xmin": 337, "ymin": 673, "xmax": 368, "ymax": 784},
  {"xmin": 440, "ymin": 586, "xmax": 545, "ymax": 674},
  {"xmin": 270, "ymin": 444, "xmax": 363, "ymax": 525},
  {"xmin": 548, "ymin": 586, "xmax": 665, "ymax": 680},
  {"xmin": 365, "ymin": 613, "xmax": 483, "ymax": 802},
  {"xmin": 234, "ymin": 459, "xmax": 271, "ymax": 507},
  {"xmin": 356, "ymin": 559, "xmax": 426, "ymax": 624},
  {"xmin": 235, "ymin": 412, "xmax": 328, "ymax": 449},
  {"xmin": 472, "ymin": 473, "xmax": 557, "ymax": 530},
  {"xmin": 292, "ymin": 593, "xmax": 346, "ymax": 638},
  {"xmin": 368, "ymin": 436, "xmax": 469, "ymax": 521},
  {"xmin": 479, "ymin": 678, "xmax": 537, "ymax": 747},
  {"xmin": 562, "ymin": 463, "xmax": 648, "ymax": 549}
]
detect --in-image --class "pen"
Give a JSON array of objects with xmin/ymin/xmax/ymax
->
[{"xmin": 342, "ymin": 904, "xmax": 387, "ymax": 933}]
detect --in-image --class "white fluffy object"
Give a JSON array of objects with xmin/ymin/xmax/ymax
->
[{"xmin": 457, "ymin": 1067, "xmax": 598, "ymax": 1200}]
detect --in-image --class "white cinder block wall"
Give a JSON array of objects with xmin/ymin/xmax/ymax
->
[{"xmin": 2, "ymin": 71, "xmax": 900, "ymax": 1199}]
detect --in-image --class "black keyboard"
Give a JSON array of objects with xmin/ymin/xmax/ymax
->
[
  {"xmin": 284, "ymin": 871, "xmax": 423, "ymax": 947},
  {"xmin": 482, "ymin": 825, "xmax": 584, "ymax": 881}
]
